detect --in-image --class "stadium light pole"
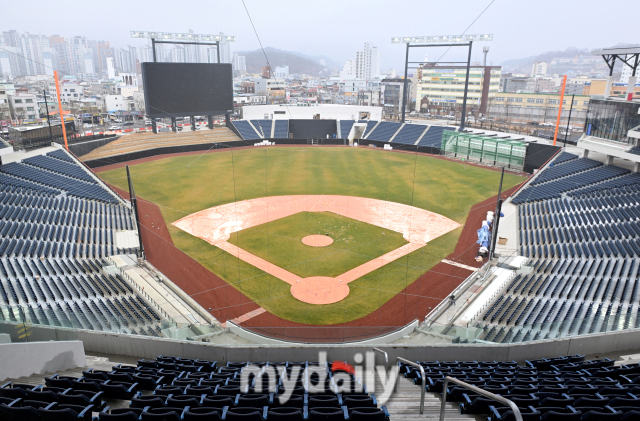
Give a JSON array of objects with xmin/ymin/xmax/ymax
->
[{"xmin": 391, "ymin": 34, "xmax": 492, "ymax": 127}]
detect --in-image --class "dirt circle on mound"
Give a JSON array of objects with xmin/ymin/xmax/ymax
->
[
  {"xmin": 290, "ymin": 276, "xmax": 350, "ymax": 304},
  {"xmin": 301, "ymin": 234, "xmax": 334, "ymax": 247}
]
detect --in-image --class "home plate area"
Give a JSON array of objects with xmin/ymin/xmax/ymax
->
[{"xmin": 173, "ymin": 195, "xmax": 461, "ymax": 305}]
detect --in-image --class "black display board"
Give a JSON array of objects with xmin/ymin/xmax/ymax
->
[
  {"xmin": 141, "ymin": 63, "xmax": 233, "ymax": 118},
  {"xmin": 288, "ymin": 119, "xmax": 337, "ymax": 139}
]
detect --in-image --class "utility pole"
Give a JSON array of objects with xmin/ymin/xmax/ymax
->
[
  {"xmin": 42, "ymin": 89, "xmax": 53, "ymax": 142},
  {"xmin": 563, "ymin": 94, "xmax": 575, "ymax": 147}
]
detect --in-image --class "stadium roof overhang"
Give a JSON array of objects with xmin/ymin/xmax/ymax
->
[{"xmin": 592, "ymin": 46, "xmax": 640, "ymax": 76}]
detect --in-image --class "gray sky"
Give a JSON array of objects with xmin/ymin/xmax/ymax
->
[{"xmin": 5, "ymin": 0, "xmax": 638, "ymax": 71}]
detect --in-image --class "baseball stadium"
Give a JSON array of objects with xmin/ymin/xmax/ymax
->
[{"xmin": 1, "ymin": 43, "xmax": 640, "ymax": 421}]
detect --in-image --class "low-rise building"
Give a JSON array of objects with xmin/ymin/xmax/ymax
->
[
  {"xmin": 487, "ymin": 92, "xmax": 590, "ymax": 127},
  {"xmin": 8, "ymin": 91, "xmax": 40, "ymax": 121},
  {"xmin": 416, "ymin": 65, "xmax": 501, "ymax": 116}
]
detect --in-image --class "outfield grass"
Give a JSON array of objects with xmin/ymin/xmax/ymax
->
[
  {"xmin": 98, "ymin": 147, "xmax": 524, "ymax": 324},
  {"xmin": 227, "ymin": 211, "xmax": 408, "ymax": 278}
]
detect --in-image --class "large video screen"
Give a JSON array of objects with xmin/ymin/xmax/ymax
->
[{"xmin": 141, "ymin": 63, "xmax": 233, "ymax": 118}]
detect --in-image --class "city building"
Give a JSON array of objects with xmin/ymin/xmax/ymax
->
[
  {"xmin": 274, "ymin": 66, "xmax": 289, "ymax": 78},
  {"xmin": 104, "ymin": 95, "xmax": 125, "ymax": 112},
  {"xmin": 8, "ymin": 91, "xmax": 40, "ymax": 121},
  {"xmin": 416, "ymin": 65, "xmax": 501, "ymax": 116},
  {"xmin": 59, "ymin": 82, "xmax": 84, "ymax": 101},
  {"xmin": 2, "ymin": 30, "xmax": 54, "ymax": 77},
  {"xmin": 255, "ymin": 79, "xmax": 286, "ymax": 103},
  {"xmin": 487, "ymin": 92, "xmax": 589, "ymax": 127},
  {"xmin": 233, "ymin": 54, "xmax": 246, "ymax": 72},
  {"xmin": 502, "ymin": 76, "xmax": 536, "ymax": 93},
  {"xmin": 531, "ymin": 61, "xmax": 548, "ymax": 76},
  {"xmin": 621, "ymin": 64, "xmax": 633, "ymax": 84}
]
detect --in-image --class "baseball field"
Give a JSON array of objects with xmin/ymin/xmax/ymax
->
[{"xmin": 98, "ymin": 146, "xmax": 524, "ymax": 325}]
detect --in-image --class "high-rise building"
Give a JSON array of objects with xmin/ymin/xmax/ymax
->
[
  {"xmin": 620, "ymin": 64, "xmax": 633, "ymax": 84},
  {"xmin": 355, "ymin": 43, "xmax": 379, "ymax": 79},
  {"xmin": 233, "ymin": 53, "xmax": 246, "ymax": 71},
  {"xmin": 2, "ymin": 31, "xmax": 54, "ymax": 76},
  {"xmin": 218, "ymin": 32, "xmax": 232, "ymax": 63},
  {"xmin": 341, "ymin": 43, "xmax": 380, "ymax": 80}
]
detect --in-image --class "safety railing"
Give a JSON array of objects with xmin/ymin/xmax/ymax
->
[
  {"xmin": 373, "ymin": 347, "xmax": 388, "ymax": 371},
  {"xmin": 440, "ymin": 376, "xmax": 522, "ymax": 421},
  {"xmin": 396, "ymin": 357, "xmax": 425, "ymax": 414}
]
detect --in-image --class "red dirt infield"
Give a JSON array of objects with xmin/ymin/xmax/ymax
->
[{"xmin": 104, "ymin": 155, "xmax": 522, "ymax": 342}]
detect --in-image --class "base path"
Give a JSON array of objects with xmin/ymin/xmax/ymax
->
[{"xmin": 173, "ymin": 195, "xmax": 460, "ymax": 305}]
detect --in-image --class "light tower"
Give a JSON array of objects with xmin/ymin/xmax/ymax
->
[{"xmin": 483, "ymin": 46, "xmax": 490, "ymax": 67}]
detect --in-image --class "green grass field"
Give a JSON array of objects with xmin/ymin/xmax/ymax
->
[
  {"xmin": 98, "ymin": 147, "xmax": 524, "ymax": 324},
  {"xmin": 228, "ymin": 211, "xmax": 408, "ymax": 278}
]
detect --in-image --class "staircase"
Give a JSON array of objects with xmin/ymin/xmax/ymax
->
[{"xmin": 383, "ymin": 377, "xmax": 482, "ymax": 421}]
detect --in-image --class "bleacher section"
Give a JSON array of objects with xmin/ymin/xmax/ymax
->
[
  {"xmin": 419, "ymin": 126, "xmax": 455, "ymax": 147},
  {"xmin": 1, "ymin": 150, "xmax": 120, "ymax": 203},
  {"xmin": 250, "ymin": 120, "xmax": 272, "ymax": 138},
  {"xmin": 231, "ymin": 121, "xmax": 261, "ymax": 141},
  {"xmin": 366, "ymin": 122, "xmax": 402, "ymax": 142},
  {"xmin": 0, "ymin": 148, "xmax": 161, "ymax": 335},
  {"xmin": 339, "ymin": 120, "xmax": 355, "ymax": 139},
  {"xmin": 512, "ymin": 159, "xmax": 629, "ymax": 204},
  {"xmin": 477, "ymin": 157, "xmax": 640, "ymax": 343},
  {"xmin": 273, "ymin": 120, "xmax": 289, "ymax": 139},
  {"xmin": 400, "ymin": 354, "xmax": 640, "ymax": 420},
  {"xmin": 391, "ymin": 124, "xmax": 429, "ymax": 145},
  {"xmin": 0, "ymin": 358, "xmax": 391, "ymax": 421},
  {"xmin": 362, "ymin": 121, "xmax": 378, "ymax": 138}
]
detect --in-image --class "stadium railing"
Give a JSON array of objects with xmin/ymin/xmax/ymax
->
[{"xmin": 440, "ymin": 376, "xmax": 523, "ymax": 421}]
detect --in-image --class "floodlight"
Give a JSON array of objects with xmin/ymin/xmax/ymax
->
[
  {"xmin": 131, "ymin": 31, "xmax": 236, "ymax": 42},
  {"xmin": 391, "ymin": 34, "xmax": 493, "ymax": 44}
]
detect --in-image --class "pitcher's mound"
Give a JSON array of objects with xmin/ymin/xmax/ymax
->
[
  {"xmin": 301, "ymin": 235, "xmax": 334, "ymax": 247},
  {"xmin": 291, "ymin": 277, "xmax": 349, "ymax": 304}
]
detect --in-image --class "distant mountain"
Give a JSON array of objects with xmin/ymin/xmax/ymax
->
[
  {"xmin": 234, "ymin": 47, "xmax": 337, "ymax": 76},
  {"xmin": 289, "ymin": 51, "xmax": 341, "ymax": 72},
  {"xmin": 500, "ymin": 44, "xmax": 639, "ymax": 73}
]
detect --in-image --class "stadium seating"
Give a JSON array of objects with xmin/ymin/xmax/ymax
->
[
  {"xmin": 361, "ymin": 121, "xmax": 379, "ymax": 138},
  {"xmin": 399, "ymin": 354, "xmax": 640, "ymax": 420},
  {"xmin": 273, "ymin": 120, "xmax": 289, "ymax": 139},
  {"xmin": 250, "ymin": 120, "xmax": 273, "ymax": 139},
  {"xmin": 480, "ymin": 155, "xmax": 640, "ymax": 342},
  {"xmin": 339, "ymin": 120, "xmax": 355, "ymax": 139},
  {"xmin": 231, "ymin": 121, "xmax": 261, "ymax": 141},
  {"xmin": 0, "ymin": 149, "xmax": 155, "ymax": 335},
  {"xmin": 0, "ymin": 358, "xmax": 390, "ymax": 421},
  {"xmin": 391, "ymin": 124, "xmax": 429, "ymax": 145},
  {"xmin": 418, "ymin": 126, "xmax": 455, "ymax": 147},
  {"xmin": 366, "ymin": 122, "xmax": 402, "ymax": 142}
]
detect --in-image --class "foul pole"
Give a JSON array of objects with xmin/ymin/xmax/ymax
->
[
  {"xmin": 552, "ymin": 75, "xmax": 567, "ymax": 146},
  {"xmin": 54, "ymin": 71, "xmax": 69, "ymax": 150}
]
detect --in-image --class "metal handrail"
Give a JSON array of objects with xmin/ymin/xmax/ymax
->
[
  {"xmin": 440, "ymin": 376, "xmax": 522, "ymax": 421},
  {"xmin": 373, "ymin": 347, "xmax": 388, "ymax": 370},
  {"xmin": 396, "ymin": 357, "xmax": 425, "ymax": 414}
]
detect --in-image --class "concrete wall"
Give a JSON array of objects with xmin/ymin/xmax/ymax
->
[
  {"xmin": 78, "ymin": 327, "xmax": 640, "ymax": 365},
  {"xmin": 0, "ymin": 341, "xmax": 86, "ymax": 381}
]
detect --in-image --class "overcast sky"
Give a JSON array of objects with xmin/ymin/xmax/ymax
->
[{"xmin": 5, "ymin": 0, "xmax": 638, "ymax": 71}]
